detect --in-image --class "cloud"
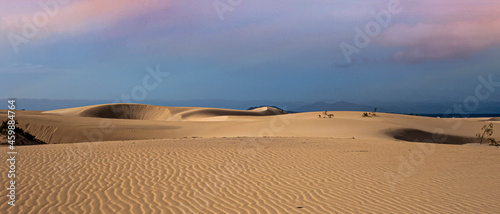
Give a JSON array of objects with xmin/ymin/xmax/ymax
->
[
  {"xmin": 382, "ymin": 18, "xmax": 500, "ymax": 63},
  {"xmin": 3, "ymin": 0, "xmax": 500, "ymax": 65},
  {"xmin": 0, "ymin": 63, "xmax": 72, "ymax": 73},
  {"xmin": 1, "ymin": 0, "xmax": 174, "ymax": 37},
  {"xmin": 377, "ymin": 1, "xmax": 500, "ymax": 63}
]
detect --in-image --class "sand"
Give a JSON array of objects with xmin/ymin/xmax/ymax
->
[{"xmin": 1, "ymin": 103, "xmax": 500, "ymax": 213}]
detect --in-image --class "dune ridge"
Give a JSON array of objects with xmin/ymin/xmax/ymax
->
[{"xmin": 45, "ymin": 103, "xmax": 286, "ymax": 121}]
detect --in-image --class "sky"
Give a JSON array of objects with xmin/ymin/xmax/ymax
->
[{"xmin": 1, "ymin": 0, "xmax": 500, "ymax": 103}]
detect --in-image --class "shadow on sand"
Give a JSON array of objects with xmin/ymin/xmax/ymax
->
[{"xmin": 386, "ymin": 128, "xmax": 476, "ymax": 145}]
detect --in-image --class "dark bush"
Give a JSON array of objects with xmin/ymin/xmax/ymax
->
[{"xmin": 476, "ymin": 123, "xmax": 499, "ymax": 146}]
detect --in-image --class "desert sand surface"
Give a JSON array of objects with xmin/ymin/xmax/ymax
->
[
  {"xmin": 1, "ymin": 103, "xmax": 500, "ymax": 213},
  {"xmin": 1, "ymin": 103, "xmax": 498, "ymax": 144}
]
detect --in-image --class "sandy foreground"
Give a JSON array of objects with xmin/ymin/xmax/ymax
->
[{"xmin": 1, "ymin": 104, "xmax": 500, "ymax": 213}]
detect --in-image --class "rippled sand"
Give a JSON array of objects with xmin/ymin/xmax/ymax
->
[
  {"xmin": 1, "ymin": 104, "xmax": 500, "ymax": 213},
  {"xmin": 1, "ymin": 137, "xmax": 500, "ymax": 213}
]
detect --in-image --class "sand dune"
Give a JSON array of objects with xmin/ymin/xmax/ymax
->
[
  {"xmin": 1, "ymin": 104, "xmax": 497, "ymax": 144},
  {"xmin": 46, "ymin": 103, "xmax": 286, "ymax": 121},
  {"xmin": 1, "ymin": 103, "xmax": 499, "ymax": 213},
  {"xmin": 1, "ymin": 138, "xmax": 499, "ymax": 213}
]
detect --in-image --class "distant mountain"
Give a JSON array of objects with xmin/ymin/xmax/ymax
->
[
  {"xmin": 369, "ymin": 101, "xmax": 500, "ymax": 114},
  {"xmin": 292, "ymin": 101, "xmax": 374, "ymax": 112}
]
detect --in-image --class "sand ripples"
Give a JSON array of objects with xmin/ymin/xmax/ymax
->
[{"xmin": 1, "ymin": 137, "xmax": 500, "ymax": 213}]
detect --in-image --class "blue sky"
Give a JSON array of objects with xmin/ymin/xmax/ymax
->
[{"xmin": 1, "ymin": 0, "xmax": 500, "ymax": 103}]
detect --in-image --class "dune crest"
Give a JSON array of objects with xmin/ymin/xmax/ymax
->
[{"xmin": 44, "ymin": 103, "xmax": 286, "ymax": 121}]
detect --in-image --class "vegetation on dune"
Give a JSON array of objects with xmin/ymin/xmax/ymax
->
[
  {"xmin": 1, "ymin": 120, "xmax": 44, "ymax": 144},
  {"xmin": 0, "ymin": 120, "xmax": 14, "ymax": 134},
  {"xmin": 362, "ymin": 108, "xmax": 378, "ymax": 117},
  {"xmin": 318, "ymin": 110, "xmax": 334, "ymax": 119},
  {"xmin": 476, "ymin": 123, "xmax": 499, "ymax": 146}
]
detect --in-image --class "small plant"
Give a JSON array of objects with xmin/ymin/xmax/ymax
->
[
  {"xmin": 319, "ymin": 110, "xmax": 334, "ymax": 119},
  {"xmin": 0, "ymin": 120, "xmax": 15, "ymax": 134},
  {"xmin": 476, "ymin": 123, "xmax": 499, "ymax": 146},
  {"xmin": 0, "ymin": 120, "xmax": 8, "ymax": 133},
  {"xmin": 362, "ymin": 108, "xmax": 378, "ymax": 117},
  {"xmin": 1, "ymin": 120, "xmax": 45, "ymax": 144}
]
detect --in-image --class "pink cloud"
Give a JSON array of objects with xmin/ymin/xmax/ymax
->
[
  {"xmin": 1, "ymin": 0, "xmax": 174, "ymax": 36},
  {"xmin": 404, "ymin": 0, "xmax": 499, "ymax": 21},
  {"xmin": 377, "ymin": 1, "xmax": 500, "ymax": 63}
]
